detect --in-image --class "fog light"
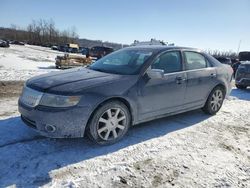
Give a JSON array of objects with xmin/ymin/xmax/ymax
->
[{"xmin": 45, "ymin": 124, "xmax": 56, "ymax": 133}]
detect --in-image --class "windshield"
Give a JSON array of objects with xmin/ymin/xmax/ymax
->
[
  {"xmin": 239, "ymin": 52, "xmax": 250, "ymax": 61},
  {"xmin": 89, "ymin": 48, "xmax": 154, "ymax": 75}
]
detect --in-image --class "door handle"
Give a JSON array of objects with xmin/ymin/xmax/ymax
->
[
  {"xmin": 176, "ymin": 76, "xmax": 186, "ymax": 84},
  {"xmin": 210, "ymin": 73, "xmax": 217, "ymax": 78}
]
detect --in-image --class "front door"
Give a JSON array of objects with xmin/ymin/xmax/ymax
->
[{"xmin": 137, "ymin": 51, "xmax": 187, "ymax": 120}]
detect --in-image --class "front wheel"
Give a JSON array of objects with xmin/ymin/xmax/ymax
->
[
  {"xmin": 202, "ymin": 86, "xmax": 225, "ymax": 115},
  {"xmin": 87, "ymin": 101, "xmax": 131, "ymax": 145}
]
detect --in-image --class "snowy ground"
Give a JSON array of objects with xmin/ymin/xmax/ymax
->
[
  {"xmin": 0, "ymin": 89, "xmax": 249, "ymax": 187},
  {"xmin": 0, "ymin": 45, "xmax": 249, "ymax": 187},
  {"xmin": 0, "ymin": 44, "xmax": 62, "ymax": 80}
]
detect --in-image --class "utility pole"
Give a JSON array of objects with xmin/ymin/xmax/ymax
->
[{"xmin": 237, "ymin": 40, "xmax": 241, "ymax": 54}]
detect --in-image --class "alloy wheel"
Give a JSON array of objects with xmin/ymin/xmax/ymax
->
[
  {"xmin": 97, "ymin": 108, "xmax": 126, "ymax": 141},
  {"xmin": 210, "ymin": 89, "xmax": 223, "ymax": 112}
]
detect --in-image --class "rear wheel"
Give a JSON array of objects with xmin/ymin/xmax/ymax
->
[
  {"xmin": 202, "ymin": 86, "xmax": 225, "ymax": 115},
  {"xmin": 236, "ymin": 84, "xmax": 247, "ymax": 89},
  {"xmin": 87, "ymin": 101, "xmax": 131, "ymax": 145}
]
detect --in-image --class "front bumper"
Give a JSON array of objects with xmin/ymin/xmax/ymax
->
[{"xmin": 18, "ymin": 100, "xmax": 92, "ymax": 138}]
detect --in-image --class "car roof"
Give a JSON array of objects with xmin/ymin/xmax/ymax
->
[
  {"xmin": 241, "ymin": 61, "xmax": 250, "ymax": 64},
  {"xmin": 125, "ymin": 45, "xmax": 200, "ymax": 52}
]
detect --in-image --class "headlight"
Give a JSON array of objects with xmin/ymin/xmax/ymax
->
[{"xmin": 39, "ymin": 93, "xmax": 81, "ymax": 107}]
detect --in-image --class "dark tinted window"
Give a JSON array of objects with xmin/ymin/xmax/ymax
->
[
  {"xmin": 91, "ymin": 47, "xmax": 113, "ymax": 53},
  {"xmin": 184, "ymin": 52, "xmax": 208, "ymax": 70},
  {"xmin": 216, "ymin": 57, "xmax": 232, "ymax": 65},
  {"xmin": 239, "ymin": 52, "xmax": 250, "ymax": 61},
  {"xmin": 151, "ymin": 51, "xmax": 182, "ymax": 73}
]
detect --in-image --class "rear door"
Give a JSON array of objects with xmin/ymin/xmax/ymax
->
[{"xmin": 182, "ymin": 51, "xmax": 217, "ymax": 108}]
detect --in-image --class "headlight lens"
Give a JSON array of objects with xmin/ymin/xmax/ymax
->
[{"xmin": 39, "ymin": 94, "xmax": 81, "ymax": 107}]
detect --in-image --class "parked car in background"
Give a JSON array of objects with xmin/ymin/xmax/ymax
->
[
  {"xmin": 58, "ymin": 45, "xmax": 65, "ymax": 52},
  {"xmin": 65, "ymin": 43, "xmax": 79, "ymax": 53},
  {"xmin": 0, "ymin": 39, "xmax": 9, "ymax": 47},
  {"xmin": 57, "ymin": 43, "xmax": 79, "ymax": 53},
  {"xmin": 67, "ymin": 47, "xmax": 79, "ymax": 53},
  {"xmin": 10, "ymin": 40, "xmax": 25, "ymax": 45},
  {"xmin": 231, "ymin": 58, "xmax": 241, "ymax": 77},
  {"xmin": 235, "ymin": 51, "xmax": 250, "ymax": 89},
  {"xmin": 51, "ymin": 45, "xmax": 58, "ymax": 50},
  {"xmin": 131, "ymin": 39, "xmax": 166, "ymax": 46},
  {"xmin": 215, "ymin": 57, "xmax": 232, "ymax": 66},
  {"xmin": 89, "ymin": 46, "xmax": 113, "ymax": 60},
  {"xmin": 18, "ymin": 46, "xmax": 233, "ymax": 145},
  {"xmin": 79, "ymin": 47, "xmax": 90, "ymax": 56},
  {"xmin": 239, "ymin": 51, "xmax": 250, "ymax": 62}
]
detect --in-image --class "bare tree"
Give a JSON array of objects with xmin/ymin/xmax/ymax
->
[{"xmin": 0, "ymin": 19, "xmax": 79, "ymax": 46}]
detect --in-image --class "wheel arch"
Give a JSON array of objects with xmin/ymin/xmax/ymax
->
[
  {"xmin": 214, "ymin": 83, "xmax": 226, "ymax": 95},
  {"xmin": 202, "ymin": 83, "xmax": 227, "ymax": 115},
  {"xmin": 85, "ymin": 97, "xmax": 134, "ymax": 133},
  {"xmin": 205, "ymin": 83, "xmax": 227, "ymax": 104}
]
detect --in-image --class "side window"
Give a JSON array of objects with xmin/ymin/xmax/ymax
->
[
  {"xmin": 184, "ymin": 51, "xmax": 208, "ymax": 70},
  {"xmin": 151, "ymin": 51, "xmax": 182, "ymax": 73}
]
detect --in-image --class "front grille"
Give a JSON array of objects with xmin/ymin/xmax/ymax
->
[
  {"xmin": 21, "ymin": 115, "xmax": 37, "ymax": 129},
  {"xmin": 244, "ymin": 73, "xmax": 250, "ymax": 78},
  {"xmin": 245, "ymin": 65, "xmax": 250, "ymax": 72},
  {"xmin": 242, "ymin": 79, "xmax": 250, "ymax": 85}
]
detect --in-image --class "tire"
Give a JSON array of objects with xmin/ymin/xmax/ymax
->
[
  {"xmin": 202, "ymin": 86, "xmax": 225, "ymax": 115},
  {"xmin": 236, "ymin": 84, "xmax": 247, "ymax": 89},
  {"xmin": 87, "ymin": 100, "xmax": 131, "ymax": 145}
]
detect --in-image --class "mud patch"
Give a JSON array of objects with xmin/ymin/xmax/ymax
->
[
  {"xmin": 0, "ymin": 81, "xmax": 24, "ymax": 97},
  {"xmin": 0, "ymin": 111, "xmax": 16, "ymax": 117},
  {"xmin": 219, "ymin": 142, "xmax": 235, "ymax": 152}
]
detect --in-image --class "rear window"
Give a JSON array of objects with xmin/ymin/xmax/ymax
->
[{"xmin": 239, "ymin": 52, "xmax": 250, "ymax": 61}]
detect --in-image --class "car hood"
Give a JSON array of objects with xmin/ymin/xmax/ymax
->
[
  {"xmin": 26, "ymin": 68, "xmax": 124, "ymax": 93},
  {"xmin": 240, "ymin": 61, "xmax": 250, "ymax": 64}
]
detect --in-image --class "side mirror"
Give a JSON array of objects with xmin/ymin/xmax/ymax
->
[{"xmin": 147, "ymin": 69, "xmax": 164, "ymax": 79}]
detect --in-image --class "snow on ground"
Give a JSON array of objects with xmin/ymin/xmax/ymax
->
[
  {"xmin": 0, "ymin": 45, "xmax": 62, "ymax": 80},
  {"xmin": 0, "ymin": 88, "xmax": 249, "ymax": 187}
]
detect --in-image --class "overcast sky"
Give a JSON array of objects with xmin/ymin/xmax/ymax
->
[{"xmin": 0, "ymin": 0, "xmax": 249, "ymax": 51}]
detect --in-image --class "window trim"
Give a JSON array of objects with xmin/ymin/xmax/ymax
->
[{"xmin": 160, "ymin": 67, "xmax": 216, "ymax": 76}]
